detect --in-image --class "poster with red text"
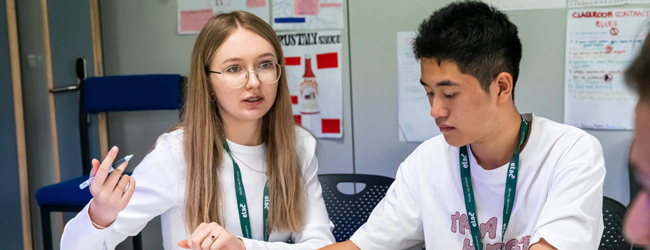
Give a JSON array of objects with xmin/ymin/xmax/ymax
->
[
  {"xmin": 178, "ymin": 0, "xmax": 270, "ymax": 34},
  {"xmin": 565, "ymin": 8, "xmax": 649, "ymax": 130},
  {"xmin": 277, "ymin": 30, "xmax": 342, "ymax": 138}
]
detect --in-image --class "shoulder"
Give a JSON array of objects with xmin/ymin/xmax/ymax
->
[
  {"xmin": 295, "ymin": 126, "xmax": 317, "ymax": 159},
  {"xmin": 531, "ymin": 115, "xmax": 604, "ymax": 170},
  {"xmin": 398, "ymin": 134, "xmax": 451, "ymax": 176},
  {"xmin": 533, "ymin": 115, "xmax": 603, "ymax": 155},
  {"xmin": 134, "ymin": 128, "xmax": 186, "ymax": 175}
]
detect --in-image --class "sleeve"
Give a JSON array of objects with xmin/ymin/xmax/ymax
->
[
  {"xmin": 349, "ymin": 156, "xmax": 425, "ymax": 250},
  {"xmin": 239, "ymin": 132, "xmax": 336, "ymax": 250},
  {"xmin": 531, "ymin": 134, "xmax": 606, "ymax": 250},
  {"xmin": 60, "ymin": 135, "xmax": 181, "ymax": 250}
]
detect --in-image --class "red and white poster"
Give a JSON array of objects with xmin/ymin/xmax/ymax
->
[
  {"xmin": 277, "ymin": 30, "xmax": 343, "ymax": 138},
  {"xmin": 177, "ymin": 0, "xmax": 270, "ymax": 34},
  {"xmin": 565, "ymin": 8, "xmax": 649, "ymax": 130}
]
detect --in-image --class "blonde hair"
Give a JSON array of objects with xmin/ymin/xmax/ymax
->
[{"xmin": 179, "ymin": 11, "xmax": 305, "ymax": 232}]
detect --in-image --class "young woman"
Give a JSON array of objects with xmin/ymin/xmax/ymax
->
[{"xmin": 60, "ymin": 11, "xmax": 335, "ymax": 250}]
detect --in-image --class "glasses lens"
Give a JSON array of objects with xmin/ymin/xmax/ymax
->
[
  {"xmin": 223, "ymin": 66, "xmax": 248, "ymax": 88},
  {"xmin": 257, "ymin": 62, "xmax": 281, "ymax": 85}
]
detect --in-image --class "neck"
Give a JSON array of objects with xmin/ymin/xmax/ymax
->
[
  {"xmin": 470, "ymin": 109, "xmax": 524, "ymax": 170},
  {"xmin": 222, "ymin": 115, "xmax": 263, "ymax": 147}
]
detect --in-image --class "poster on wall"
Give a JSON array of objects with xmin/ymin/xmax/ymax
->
[
  {"xmin": 272, "ymin": 0, "xmax": 344, "ymax": 30},
  {"xmin": 565, "ymin": 8, "xmax": 649, "ymax": 130},
  {"xmin": 278, "ymin": 30, "xmax": 343, "ymax": 138},
  {"xmin": 397, "ymin": 31, "xmax": 441, "ymax": 142},
  {"xmin": 569, "ymin": 0, "xmax": 650, "ymax": 7},
  {"xmin": 489, "ymin": 0, "xmax": 566, "ymax": 11},
  {"xmin": 177, "ymin": 0, "xmax": 270, "ymax": 34}
]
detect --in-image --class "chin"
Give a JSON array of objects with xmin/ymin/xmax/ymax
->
[{"xmin": 441, "ymin": 134, "xmax": 467, "ymax": 148}]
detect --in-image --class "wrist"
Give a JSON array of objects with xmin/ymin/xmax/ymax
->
[{"xmin": 88, "ymin": 201, "xmax": 116, "ymax": 228}]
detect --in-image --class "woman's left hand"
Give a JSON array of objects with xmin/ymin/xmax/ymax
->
[{"xmin": 178, "ymin": 222, "xmax": 246, "ymax": 250}]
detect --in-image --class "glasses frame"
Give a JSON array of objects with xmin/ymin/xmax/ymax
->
[{"xmin": 208, "ymin": 61, "xmax": 284, "ymax": 89}]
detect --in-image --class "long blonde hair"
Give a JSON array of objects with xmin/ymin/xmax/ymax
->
[{"xmin": 180, "ymin": 11, "xmax": 305, "ymax": 232}]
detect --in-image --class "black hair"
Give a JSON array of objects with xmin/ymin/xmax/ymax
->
[{"xmin": 413, "ymin": 1, "xmax": 522, "ymax": 99}]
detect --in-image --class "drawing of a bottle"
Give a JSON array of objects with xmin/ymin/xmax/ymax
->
[{"xmin": 299, "ymin": 54, "xmax": 321, "ymax": 134}]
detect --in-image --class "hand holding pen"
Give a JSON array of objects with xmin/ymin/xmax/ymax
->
[{"xmin": 87, "ymin": 146, "xmax": 136, "ymax": 229}]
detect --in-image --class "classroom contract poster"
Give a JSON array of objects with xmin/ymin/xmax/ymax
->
[
  {"xmin": 278, "ymin": 30, "xmax": 343, "ymax": 138},
  {"xmin": 569, "ymin": 0, "xmax": 650, "ymax": 8},
  {"xmin": 565, "ymin": 8, "xmax": 649, "ymax": 130},
  {"xmin": 178, "ymin": 0, "xmax": 270, "ymax": 34}
]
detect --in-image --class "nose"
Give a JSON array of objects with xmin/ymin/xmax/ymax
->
[
  {"xmin": 245, "ymin": 69, "xmax": 261, "ymax": 89},
  {"xmin": 430, "ymin": 96, "xmax": 449, "ymax": 119}
]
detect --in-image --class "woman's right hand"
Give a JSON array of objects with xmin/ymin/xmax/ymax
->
[{"xmin": 87, "ymin": 146, "xmax": 136, "ymax": 228}]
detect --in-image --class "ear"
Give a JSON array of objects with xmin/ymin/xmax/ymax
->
[{"xmin": 494, "ymin": 72, "xmax": 514, "ymax": 105}]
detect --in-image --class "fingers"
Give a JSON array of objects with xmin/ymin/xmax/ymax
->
[
  {"xmin": 113, "ymin": 174, "xmax": 130, "ymax": 194},
  {"xmin": 178, "ymin": 239, "xmax": 190, "ymax": 249},
  {"xmin": 188, "ymin": 223, "xmax": 211, "ymax": 249},
  {"xmin": 94, "ymin": 146, "xmax": 119, "ymax": 186},
  {"xmin": 104, "ymin": 159, "xmax": 130, "ymax": 190},
  {"xmin": 209, "ymin": 234, "xmax": 228, "ymax": 250},
  {"xmin": 188, "ymin": 223, "xmax": 223, "ymax": 250},
  {"xmin": 201, "ymin": 227, "xmax": 224, "ymax": 249},
  {"xmin": 120, "ymin": 176, "xmax": 136, "ymax": 205},
  {"xmin": 89, "ymin": 159, "xmax": 100, "ymax": 177}
]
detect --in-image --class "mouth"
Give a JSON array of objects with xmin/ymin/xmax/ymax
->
[
  {"xmin": 438, "ymin": 125, "xmax": 455, "ymax": 132},
  {"xmin": 243, "ymin": 96, "xmax": 264, "ymax": 105}
]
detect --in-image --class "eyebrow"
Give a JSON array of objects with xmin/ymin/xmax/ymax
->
[
  {"xmin": 420, "ymin": 79, "xmax": 460, "ymax": 87},
  {"xmin": 221, "ymin": 53, "xmax": 277, "ymax": 64}
]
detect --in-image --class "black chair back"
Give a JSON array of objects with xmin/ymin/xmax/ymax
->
[
  {"xmin": 318, "ymin": 174, "xmax": 395, "ymax": 242},
  {"xmin": 600, "ymin": 196, "xmax": 634, "ymax": 250}
]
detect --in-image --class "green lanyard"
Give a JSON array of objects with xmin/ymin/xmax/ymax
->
[
  {"xmin": 223, "ymin": 142, "xmax": 270, "ymax": 241},
  {"xmin": 459, "ymin": 116, "xmax": 529, "ymax": 250}
]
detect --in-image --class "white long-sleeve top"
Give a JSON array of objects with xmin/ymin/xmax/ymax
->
[{"xmin": 60, "ymin": 127, "xmax": 335, "ymax": 250}]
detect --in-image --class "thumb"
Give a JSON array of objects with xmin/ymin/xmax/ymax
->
[
  {"xmin": 89, "ymin": 159, "xmax": 100, "ymax": 177},
  {"xmin": 178, "ymin": 239, "xmax": 190, "ymax": 249}
]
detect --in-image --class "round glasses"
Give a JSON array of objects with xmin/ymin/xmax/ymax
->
[{"xmin": 208, "ymin": 61, "xmax": 283, "ymax": 89}]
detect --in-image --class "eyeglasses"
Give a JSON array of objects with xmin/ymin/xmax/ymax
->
[{"xmin": 208, "ymin": 61, "xmax": 283, "ymax": 89}]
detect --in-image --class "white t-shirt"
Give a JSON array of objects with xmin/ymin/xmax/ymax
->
[
  {"xmin": 350, "ymin": 114, "xmax": 606, "ymax": 250},
  {"xmin": 60, "ymin": 127, "xmax": 335, "ymax": 250}
]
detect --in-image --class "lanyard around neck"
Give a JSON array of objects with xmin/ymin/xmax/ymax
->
[
  {"xmin": 223, "ymin": 142, "xmax": 270, "ymax": 241},
  {"xmin": 459, "ymin": 116, "xmax": 529, "ymax": 250}
]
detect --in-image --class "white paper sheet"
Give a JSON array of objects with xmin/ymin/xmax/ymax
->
[
  {"xmin": 272, "ymin": 0, "xmax": 344, "ymax": 30},
  {"xmin": 177, "ymin": 0, "xmax": 270, "ymax": 34},
  {"xmin": 489, "ymin": 0, "xmax": 566, "ymax": 11},
  {"xmin": 564, "ymin": 8, "xmax": 648, "ymax": 130},
  {"xmin": 569, "ymin": 0, "xmax": 650, "ymax": 8},
  {"xmin": 397, "ymin": 31, "xmax": 441, "ymax": 142},
  {"xmin": 278, "ymin": 30, "xmax": 343, "ymax": 138}
]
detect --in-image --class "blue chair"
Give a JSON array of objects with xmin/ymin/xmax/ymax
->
[
  {"xmin": 36, "ymin": 74, "xmax": 186, "ymax": 250},
  {"xmin": 318, "ymin": 174, "xmax": 395, "ymax": 242}
]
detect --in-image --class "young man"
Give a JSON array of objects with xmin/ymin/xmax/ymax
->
[
  {"xmin": 623, "ymin": 29, "xmax": 650, "ymax": 245},
  {"xmin": 321, "ymin": 2, "xmax": 605, "ymax": 250}
]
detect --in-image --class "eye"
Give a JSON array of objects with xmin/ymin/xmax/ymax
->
[
  {"xmin": 259, "ymin": 61, "xmax": 274, "ymax": 69},
  {"xmin": 225, "ymin": 66, "xmax": 241, "ymax": 73},
  {"xmin": 444, "ymin": 93, "xmax": 456, "ymax": 99},
  {"xmin": 426, "ymin": 92, "xmax": 434, "ymax": 97}
]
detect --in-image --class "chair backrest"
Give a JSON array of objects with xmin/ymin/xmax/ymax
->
[
  {"xmin": 600, "ymin": 196, "xmax": 633, "ymax": 250},
  {"xmin": 318, "ymin": 174, "xmax": 395, "ymax": 242},
  {"xmin": 78, "ymin": 74, "xmax": 186, "ymax": 175}
]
